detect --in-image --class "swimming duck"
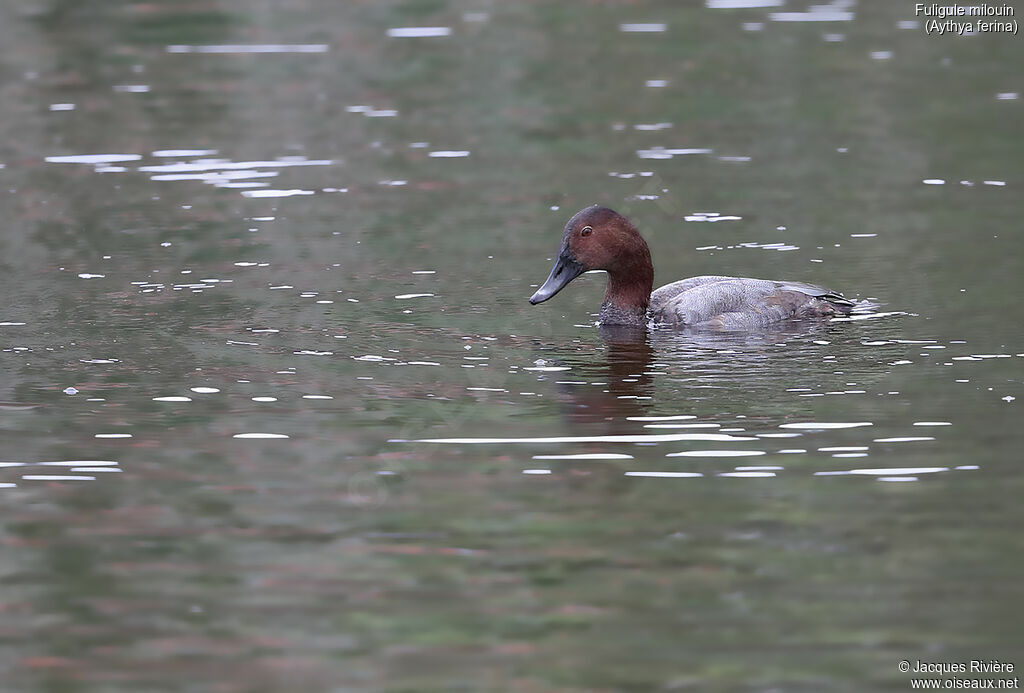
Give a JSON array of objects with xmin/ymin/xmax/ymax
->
[{"xmin": 529, "ymin": 205, "xmax": 855, "ymax": 329}]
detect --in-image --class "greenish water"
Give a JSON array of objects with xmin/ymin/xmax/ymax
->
[{"xmin": 1, "ymin": 2, "xmax": 1022, "ymax": 691}]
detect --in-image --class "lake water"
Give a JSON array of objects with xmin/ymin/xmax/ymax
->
[{"xmin": 1, "ymin": 1, "xmax": 1022, "ymax": 691}]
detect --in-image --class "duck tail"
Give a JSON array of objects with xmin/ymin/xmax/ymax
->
[{"xmin": 820, "ymin": 291, "xmax": 857, "ymax": 314}]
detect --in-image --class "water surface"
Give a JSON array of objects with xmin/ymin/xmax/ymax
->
[{"xmin": 1, "ymin": 1, "xmax": 1022, "ymax": 691}]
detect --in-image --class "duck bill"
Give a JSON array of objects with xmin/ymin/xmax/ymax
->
[{"xmin": 529, "ymin": 252, "xmax": 585, "ymax": 304}]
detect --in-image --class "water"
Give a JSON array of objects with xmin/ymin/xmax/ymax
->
[{"xmin": 1, "ymin": 1, "xmax": 1022, "ymax": 691}]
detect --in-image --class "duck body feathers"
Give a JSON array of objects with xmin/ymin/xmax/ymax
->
[{"xmin": 648, "ymin": 275, "xmax": 854, "ymax": 329}]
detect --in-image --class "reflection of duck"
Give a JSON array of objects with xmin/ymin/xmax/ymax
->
[
  {"xmin": 530, "ymin": 206, "xmax": 855, "ymax": 328},
  {"xmin": 543, "ymin": 318, "xmax": 879, "ymax": 429},
  {"xmin": 547, "ymin": 325, "xmax": 654, "ymax": 428}
]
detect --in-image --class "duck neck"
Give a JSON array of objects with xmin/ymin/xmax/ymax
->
[{"xmin": 599, "ymin": 256, "xmax": 654, "ymax": 327}]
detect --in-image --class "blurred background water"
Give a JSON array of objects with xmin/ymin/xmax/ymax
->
[{"xmin": 1, "ymin": 1, "xmax": 1022, "ymax": 691}]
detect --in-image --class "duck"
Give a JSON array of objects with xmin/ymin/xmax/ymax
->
[{"xmin": 529, "ymin": 205, "xmax": 855, "ymax": 329}]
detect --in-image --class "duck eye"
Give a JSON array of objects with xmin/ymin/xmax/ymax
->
[{"xmin": 580, "ymin": 226, "xmax": 593, "ymax": 237}]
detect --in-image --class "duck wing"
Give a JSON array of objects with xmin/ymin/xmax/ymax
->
[
  {"xmin": 774, "ymin": 281, "xmax": 856, "ymax": 309},
  {"xmin": 649, "ymin": 275, "xmax": 742, "ymax": 314},
  {"xmin": 652, "ymin": 277, "xmax": 853, "ymax": 328}
]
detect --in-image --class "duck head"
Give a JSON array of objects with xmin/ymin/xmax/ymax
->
[{"xmin": 529, "ymin": 206, "xmax": 654, "ymax": 322}]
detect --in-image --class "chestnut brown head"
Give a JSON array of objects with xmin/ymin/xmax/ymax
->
[{"xmin": 529, "ymin": 205, "xmax": 651, "ymax": 305}]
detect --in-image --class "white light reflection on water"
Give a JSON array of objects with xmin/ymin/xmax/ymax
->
[
  {"xmin": 770, "ymin": 2, "xmax": 855, "ymax": 22},
  {"xmin": 533, "ymin": 453, "xmax": 634, "ymax": 460},
  {"xmin": 817, "ymin": 467, "xmax": 949, "ymax": 477},
  {"xmin": 642, "ymin": 423, "xmax": 720, "ymax": 429},
  {"xmin": 48, "ymin": 153, "xmax": 334, "ymax": 196},
  {"xmin": 684, "ymin": 212, "xmax": 743, "ymax": 223},
  {"xmin": 619, "ymin": 23, "xmax": 667, "ymax": 33},
  {"xmin": 831, "ymin": 310, "xmax": 909, "ymax": 322},
  {"xmin": 1, "ymin": 460, "xmax": 119, "ymax": 468},
  {"xmin": 779, "ymin": 422, "xmax": 872, "ymax": 430},
  {"xmin": 151, "ymin": 170, "xmax": 279, "ymax": 183},
  {"xmin": 46, "ymin": 154, "xmax": 141, "ymax": 164},
  {"xmin": 628, "ymin": 414, "xmax": 697, "ymax": 421},
  {"xmin": 347, "ymin": 106, "xmax": 398, "ymax": 117},
  {"xmin": 153, "ymin": 149, "xmax": 219, "ymax": 157},
  {"xmin": 22, "ymin": 475, "xmax": 96, "ymax": 481},
  {"xmin": 706, "ymin": 0, "xmax": 783, "ymax": 7},
  {"xmin": 386, "ymin": 27, "xmax": 451, "ymax": 38},
  {"xmin": 616, "ymin": 463, "xmax": 976, "ymax": 483},
  {"xmin": 447, "ymin": 408, "xmax": 961, "ymax": 483},
  {"xmin": 667, "ymin": 450, "xmax": 766, "ymax": 458},
  {"xmin": 404, "ymin": 432, "xmax": 757, "ymax": 444},
  {"xmin": 241, "ymin": 189, "xmax": 316, "ymax": 198},
  {"xmin": 139, "ymin": 158, "xmax": 332, "ymax": 173},
  {"xmin": 167, "ymin": 44, "xmax": 329, "ymax": 53},
  {"xmin": 637, "ymin": 147, "xmax": 712, "ymax": 159}
]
